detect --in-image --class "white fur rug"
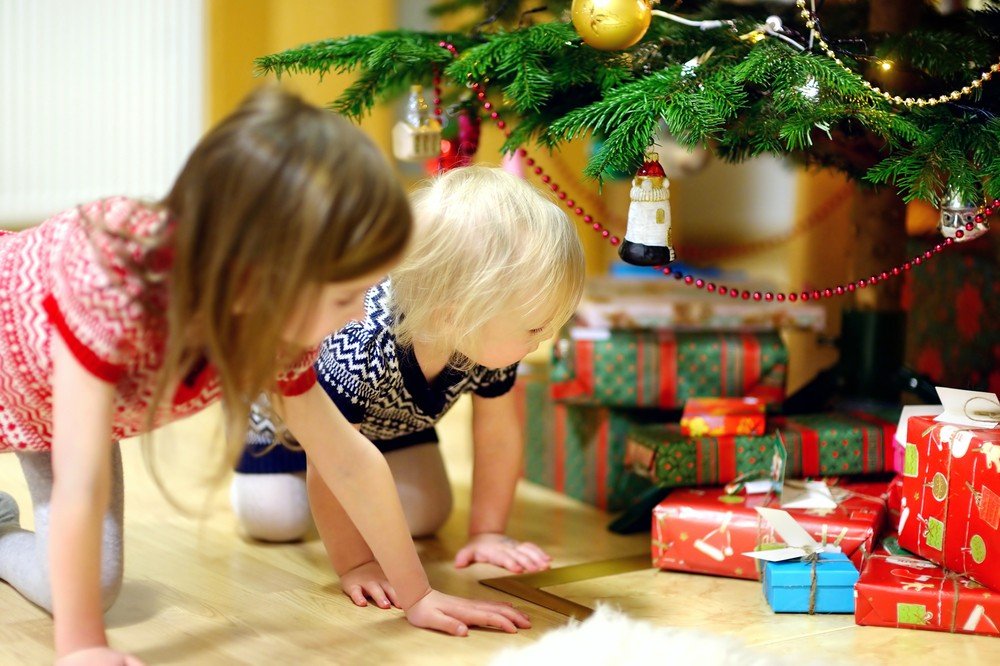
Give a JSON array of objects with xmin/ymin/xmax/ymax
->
[{"xmin": 491, "ymin": 606, "xmax": 818, "ymax": 666}]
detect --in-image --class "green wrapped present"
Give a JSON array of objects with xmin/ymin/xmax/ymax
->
[
  {"xmin": 516, "ymin": 362, "xmax": 653, "ymax": 511},
  {"xmin": 551, "ymin": 329, "xmax": 787, "ymax": 408},
  {"xmin": 626, "ymin": 411, "xmax": 898, "ymax": 488}
]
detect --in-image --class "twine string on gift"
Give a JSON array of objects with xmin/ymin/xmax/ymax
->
[
  {"xmin": 943, "ymin": 570, "xmax": 964, "ymax": 634},
  {"xmin": 967, "ymin": 482, "xmax": 983, "ymax": 510},
  {"xmin": 830, "ymin": 485, "xmax": 889, "ymax": 510},
  {"xmin": 964, "ymin": 397, "xmax": 1000, "ymax": 424},
  {"xmin": 803, "ymin": 549, "xmax": 821, "ymax": 615}
]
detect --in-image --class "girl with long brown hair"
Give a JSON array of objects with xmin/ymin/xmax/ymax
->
[{"xmin": 0, "ymin": 87, "xmax": 528, "ymax": 666}]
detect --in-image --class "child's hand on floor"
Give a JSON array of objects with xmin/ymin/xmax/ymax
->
[
  {"xmin": 454, "ymin": 533, "xmax": 553, "ymax": 574},
  {"xmin": 56, "ymin": 646, "xmax": 145, "ymax": 666},
  {"xmin": 405, "ymin": 590, "xmax": 531, "ymax": 636},
  {"xmin": 339, "ymin": 561, "xmax": 398, "ymax": 609}
]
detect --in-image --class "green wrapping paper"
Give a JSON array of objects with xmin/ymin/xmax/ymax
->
[
  {"xmin": 551, "ymin": 329, "xmax": 787, "ymax": 408},
  {"xmin": 626, "ymin": 412, "xmax": 898, "ymax": 488},
  {"xmin": 515, "ymin": 362, "xmax": 653, "ymax": 511}
]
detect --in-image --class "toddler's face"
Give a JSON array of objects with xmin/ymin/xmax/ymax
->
[
  {"xmin": 462, "ymin": 303, "xmax": 555, "ymax": 369},
  {"xmin": 281, "ymin": 267, "xmax": 387, "ymax": 348}
]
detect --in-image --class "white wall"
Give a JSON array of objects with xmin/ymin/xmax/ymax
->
[{"xmin": 0, "ymin": 0, "xmax": 204, "ymax": 226}]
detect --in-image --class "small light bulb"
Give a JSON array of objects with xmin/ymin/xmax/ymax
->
[{"xmin": 880, "ymin": 61, "xmax": 892, "ymax": 71}]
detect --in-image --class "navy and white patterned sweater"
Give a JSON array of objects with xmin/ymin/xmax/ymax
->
[{"xmin": 236, "ymin": 280, "xmax": 518, "ymax": 474}]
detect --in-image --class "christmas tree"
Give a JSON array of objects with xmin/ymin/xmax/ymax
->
[{"xmin": 255, "ymin": 0, "xmax": 1000, "ymax": 395}]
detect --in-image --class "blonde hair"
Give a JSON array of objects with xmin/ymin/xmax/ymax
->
[
  {"xmin": 117, "ymin": 86, "xmax": 409, "ymax": 485},
  {"xmin": 391, "ymin": 165, "xmax": 584, "ymax": 366}
]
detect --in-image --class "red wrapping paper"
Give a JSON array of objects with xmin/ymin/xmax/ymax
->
[
  {"xmin": 651, "ymin": 484, "xmax": 886, "ymax": 580},
  {"xmin": 898, "ymin": 415, "xmax": 1000, "ymax": 591},
  {"xmin": 680, "ymin": 397, "xmax": 767, "ymax": 436},
  {"xmin": 855, "ymin": 554, "xmax": 1000, "ymax": 636}
]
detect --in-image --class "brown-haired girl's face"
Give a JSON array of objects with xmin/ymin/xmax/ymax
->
[{"xmin": 281, "ymin": 265, "xmax": 391, "ymax": 348}]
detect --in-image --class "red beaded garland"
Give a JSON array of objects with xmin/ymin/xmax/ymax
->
[{"xmin": 437, "ymin": 41, "xmax": 986, "ymax": 305}]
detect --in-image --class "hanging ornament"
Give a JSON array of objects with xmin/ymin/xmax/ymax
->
[
  {"xmin": 501, "ymin": 150, "xmax": 525, "ymax": 179},
  {"xmin": 423, "ymin": 108, "xmax": 480, "ymax": 174},
  {"xmin": 939, "ymin": 192, "xmax": 990, "ymax": 243},
  {"xmin": 619, "ymin": 152, "xmax": 675, "ymax": 266},
  {"xmin": 426, "ymin": 138, "xmax": 462, "ymax": 174},
  {"xmin": 455, "ymin": 109, "xmax": 481, "ymax": 164},
  {"xmin": 392, "ymin": 85, "xmax": 442, "ymax": 162},
  {"xmin": 571, "ymin": 0, "xmax": 653, "ymax": 51}
]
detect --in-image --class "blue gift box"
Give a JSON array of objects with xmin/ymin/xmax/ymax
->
[{"xmin": 762, "ymin": 551, "xmax": 859, "ymax": 614}]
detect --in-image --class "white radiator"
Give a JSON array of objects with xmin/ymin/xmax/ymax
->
[{"xmin": 0, "ymin": 0, "xmax": 204, "ymax": 226}]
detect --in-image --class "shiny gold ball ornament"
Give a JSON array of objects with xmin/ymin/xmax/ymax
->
[{"xmin": 571, "ymin": 0, "xmax": 653, "ymax": 51}]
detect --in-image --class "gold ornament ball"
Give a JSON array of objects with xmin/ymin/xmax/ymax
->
[{"xmin": 571, "ymin": 0, "xmax": 652, "ymax": 51}]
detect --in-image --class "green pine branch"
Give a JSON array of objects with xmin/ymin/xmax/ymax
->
[{"xmin": 253, "ymin": 6, "xmax": 1000, "ymax": 206}]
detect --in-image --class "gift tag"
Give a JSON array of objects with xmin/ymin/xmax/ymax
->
[
  {"xmin": 780, "ymin": 480, "xmax": 838, "ymax": 510},
  {"xmin": 934, "ymin": 387, "xmax": 999, "ymax": 429}
]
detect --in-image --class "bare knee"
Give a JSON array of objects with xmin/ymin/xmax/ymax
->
[{"xmin": 405, "ymin": 483, "xmax": 453, "ymax": 538}]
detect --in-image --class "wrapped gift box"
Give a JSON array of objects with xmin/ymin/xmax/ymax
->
[
  {"xmin": 897, "ymin": 414, "xmax": 1000, "ymax": 590},
  {"xmin": 551, "ymin": 329, "xmax": 787, "ymax": 409},
  {"xmin": 903, "ymin": 235, "xmax": 1000, "ymax": 394},
  {"xmin": 517, "ymin": 362, "xmax": 653, "ymax": 511},
  {"xmin": 625, "ymin": 425, "xmax": 785, "ymax": 489},
  {"xmin": 577, "ymin": 277, "xmax": 827, "ymax": 332},
  {"xmin": 887, "ymin": 474, "xmax": 904, "ymax": 523},
  {"xmin": 651, "ymin": 485, "xmax": 886, "ymax": 579},
  {"xmin": 855, "ymin": 554, "xmax": 1000, "ymax": 636},
  {"xmin": 680, "ymin": 397, "xmax": 766, "ymax": 437},
  {"xmin": 763, "ymin": 551, "xmax": 858, "ymax": 614},
  {"xmin": 626, "ymin": 412, "xmax": 897, "ymax": 490},
  {"xmin": 773, "ymin": 412, "xmax": 897, "ymax": 477}
]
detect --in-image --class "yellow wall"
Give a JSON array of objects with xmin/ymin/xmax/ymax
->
[{"xmin": 206, "ymin": 0, "xmax": 394, "ymax": 152}]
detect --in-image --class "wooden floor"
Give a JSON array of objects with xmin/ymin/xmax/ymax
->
[{"xmin": 2, "ymin": 398, "xmax": 999, "ymax": 664}]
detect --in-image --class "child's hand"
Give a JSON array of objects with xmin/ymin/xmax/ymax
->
[
  {"xmin": 454, "ymin": 533, "xmax": 553, "ymax": 573},
  {"xmin": 56, "ymin": 647, "xmax": 145, "ymax": 665},
  {"xmin": 405, "ymin": 590, "xmax": 531, "ymax": 636},
  {"xmin": 339, "ymin": 561, "xmax": 399, "ymax": 609}
]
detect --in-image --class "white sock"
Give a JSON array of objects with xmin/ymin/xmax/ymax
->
[{"xmin": 230, "ymin": 472, "xmax": 312, "ymax": 543}]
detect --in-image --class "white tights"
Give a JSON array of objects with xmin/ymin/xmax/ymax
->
[
  {"xmin": 230, "ymin": 443, "xmax": 453, "ymax": 542},
  {"xmin": 0, "ymin": 443, "xmax": 124, "ymax": 613}
]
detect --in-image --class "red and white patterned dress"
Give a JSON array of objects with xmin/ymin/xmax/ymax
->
[{"xmin": 0, "ymin": 197, "xmax": 316, "ymax": 453}]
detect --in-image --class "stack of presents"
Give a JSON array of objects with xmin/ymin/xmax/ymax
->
[{"xmin": 517, "ymin": 277, "xmax": 1000, "ymax": 637}]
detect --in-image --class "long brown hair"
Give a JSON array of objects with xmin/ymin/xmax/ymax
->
[{"xmin": 147, "ymin": 86, "xmax": 410, "ymax": 480}]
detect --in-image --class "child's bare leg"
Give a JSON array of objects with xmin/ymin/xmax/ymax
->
[
  {"xmin": 0, "ymin": 443, "xmax": 124, "ymax": 613},
  {"xmin": 307, "ymin": 443, "xmax": 452, "ymax": 607},
  {"xmin": 307, "ymin": 442, "xmax": 452, "ymax": 569},
  {"xmin": 383, "ymin": 443, "xmax": 453, "ymax": 538}
]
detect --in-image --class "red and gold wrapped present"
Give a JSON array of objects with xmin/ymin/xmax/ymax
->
[
  {"xmin": 855, "ymin": 554, "xmax": 1000, "ymax": 636},
  {"xmin": 680, "ymin": 397, "xmax": 766, "ymax": 437},
  {"xmin": 551, "ymin": 329, "xmax": 787, "ymax": 408},
  {"xmin": 651, "ymin": 484, "xmax": 886, "ymax": 580},
  {"xmin": 898, "ymin": 415, "xmax": 1000, "ymax": 590}
]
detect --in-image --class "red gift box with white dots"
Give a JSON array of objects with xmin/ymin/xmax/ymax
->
[{"xmin": 897, "ymin": 415, "xmax": 1000, "ymax": 592}]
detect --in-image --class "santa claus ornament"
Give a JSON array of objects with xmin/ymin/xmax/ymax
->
[{"xmin": 619, "ymin": 152, "xmax": 675, "ymax": 266}]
